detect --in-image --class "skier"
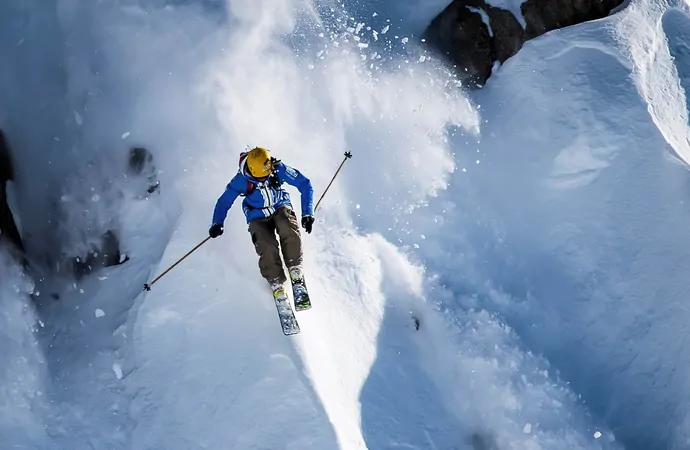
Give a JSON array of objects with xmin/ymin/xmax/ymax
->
[{"xmin": 208, "ymin": 147, "xmax": 315, "ymax": 306}]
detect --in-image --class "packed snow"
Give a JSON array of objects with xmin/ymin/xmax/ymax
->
[{"xmin": 1, "ymin": 0, "xmax": 689, "ymax": 449}]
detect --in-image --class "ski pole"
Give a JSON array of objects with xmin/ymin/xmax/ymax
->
[
  {"xmin": 314, "ymin": 151, "xmax": 352, "ymax": 212},
  {"xmin": 143, "ymin": 236, "xmax": 212, "ymax": 291}
]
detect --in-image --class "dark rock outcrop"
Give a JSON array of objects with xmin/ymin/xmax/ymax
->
[
  {"xmin": 128, "ymin": 146, "xmax": 161, "ymax": 197},
  {"xmin": 0, "ymin": 130, "xmax": 25, "ymax": 257},
  {"xmin": 521, "ymin": 0, "xmax": 623, "ymax": 38},
  {"xmin": 423, "ymin": 0, "xmax": 624, "ymax": 87},
  {"xmin": 72, "ymin": 230, "xmax": 129, "ymax": 279},
  {"xmin": 67, "ymin": 146, "xmax": 159, "ymax": 279},
  {"xmin": 0, "ymin": 130, "xmax": 160, "ymax": 290},
  {"xmin": 469, "ymin": 431, "xmax": 500, "ymax": 450}
]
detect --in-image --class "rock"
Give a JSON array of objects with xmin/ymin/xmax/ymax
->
[
  {"xmin": 487, "ymin": 7, "xmax": 525, "ymax": 64},
  {"xmin": 67, "ymin": 146, "xmax": 158, "ymax": 279},
  {"xmin": 0, "ymin": 129, "xmax": 25, "ymax": 256},
  {"xmin": 128, "ymin": 147, "xmax": 152, "ymax": 174},
  {"xmin": 469, "ymin": 432, "xmax": 500, "ymax": 450},
  {"xmin": 424, "ymin": 2, "xmax": 494, "ymax": 86},
  {"xmin": 522, "ymin": 0, "xmax": 624, "ymax": 38},
  {"xmin": 424, "ymin": 0, "xmax": 624, "ymax": 87},
  {"xmin": 128, "ymin": 147, "xmax": 160, "ymax": 197},
  {"xmin": 72, "ymin": 230, "xmax": 130, "ymax": 279}
]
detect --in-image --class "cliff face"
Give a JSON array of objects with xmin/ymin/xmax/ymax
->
[
  {"xmin": 0, "ymin": 130, "xmax": 24, "ymax": 257},
  {"xmin": 423, "ymin": 0, "xmax": 624, "ymax": 87}
]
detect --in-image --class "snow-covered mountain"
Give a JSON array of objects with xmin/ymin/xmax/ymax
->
[{"xmin": 2, "ymin": 0, "xmax": 690, "ymax": 449}]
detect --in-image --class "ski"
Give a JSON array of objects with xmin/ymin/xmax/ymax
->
[
  {"xmin": 289, "ymin": 266, "xmax": 311, "ymax": 311},
  {"xmin": 271, "ymin": 283, "xmax": 300, "ymax": 335}
]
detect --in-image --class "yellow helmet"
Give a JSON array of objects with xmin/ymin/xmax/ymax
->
[{"xmin": 246, "ymin": 147, "xmax": 272, "ymax": 178}]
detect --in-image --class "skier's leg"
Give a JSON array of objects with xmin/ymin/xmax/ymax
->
[
  {"xmin": 274, "ymin": 205, "xmax": 303, "ymax": 269},
  {"xmin": 248, "ymin": 217, "xmax": 286, "ymax": 284},
  {"xmin": 275, "ymin": 205, "xmax": 310, "ymax": 310}
]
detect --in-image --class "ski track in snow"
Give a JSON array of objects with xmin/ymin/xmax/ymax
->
[{"xmin": 2, "ymin": 0, "xmax": 690, "ymax": 449}]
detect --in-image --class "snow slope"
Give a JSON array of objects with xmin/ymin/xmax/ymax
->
[
  {"xmin": 0, "ymin": 251, "xmax": 50, "ymax": 449},
  {"xmin": 401, "ymin": 0, "xmax": 690, "ymax": 448},
  {"xmin": 2, "ymin": 0, "xmax": 689, "ymax": 449}
]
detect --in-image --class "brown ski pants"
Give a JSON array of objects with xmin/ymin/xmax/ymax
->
[{"xmin": 248, "ymin": 205, "xmax": 302, "ymax": 284}]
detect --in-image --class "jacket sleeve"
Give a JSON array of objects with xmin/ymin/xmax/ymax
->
[
  {"xmin": 279, "ymin": 163, "xmax": 314, "ymax": 216},
  {"xmin": 212, "ymin": 175, "xmax": 244, "ymax": 225}
]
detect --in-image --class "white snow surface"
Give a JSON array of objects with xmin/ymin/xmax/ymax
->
[{"xmin": 1, "ymin": 0, "xmax": 690, "ymax": 449}]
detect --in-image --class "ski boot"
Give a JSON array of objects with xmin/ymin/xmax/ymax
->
[{"xmin": 288, "ymin": 266, "xmax": 311, "ymax": 311}]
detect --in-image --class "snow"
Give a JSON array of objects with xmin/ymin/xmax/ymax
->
[
  {"xmin": 616, "ymin": 0, "xmax": 690, "ymax": 165},
  {"xmin": 112, "ymin": 363, "xmax": 123, "ymax": 380},
  {"xmin": 0, "ymin": 251, "xmax": 50, "ymax": 449},
  {"xmin": 1, "ymin": 0, "xmax": 689, "ymax": 449},
  {"xmin": 406, "ymin": 0, "xmax": 690, "ymax": 447},
  {"xmin": 360, "ymin": 0, "xmax": 454, "ymax": 35}
]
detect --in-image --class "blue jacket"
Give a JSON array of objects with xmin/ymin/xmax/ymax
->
[{"xmin": 212, "ymin": 153, "xmax": 314, "ymax": 225}]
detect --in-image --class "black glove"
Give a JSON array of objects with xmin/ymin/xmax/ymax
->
[
  {"xmin": 301, "ymin": 215, "xmax": 314, "ymax": 234},
  {"xmin": 209, "ymin": 223, "xmax": 224, "ymax": 238}
]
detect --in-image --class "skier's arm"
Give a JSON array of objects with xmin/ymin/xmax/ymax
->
[
  {"xmin": 211, "ymin": 175, "xmax": 244, "ymax": 225},
  {"xmin": 280, "ymin": 163, "xmax": 314, "ymax": 216}
]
